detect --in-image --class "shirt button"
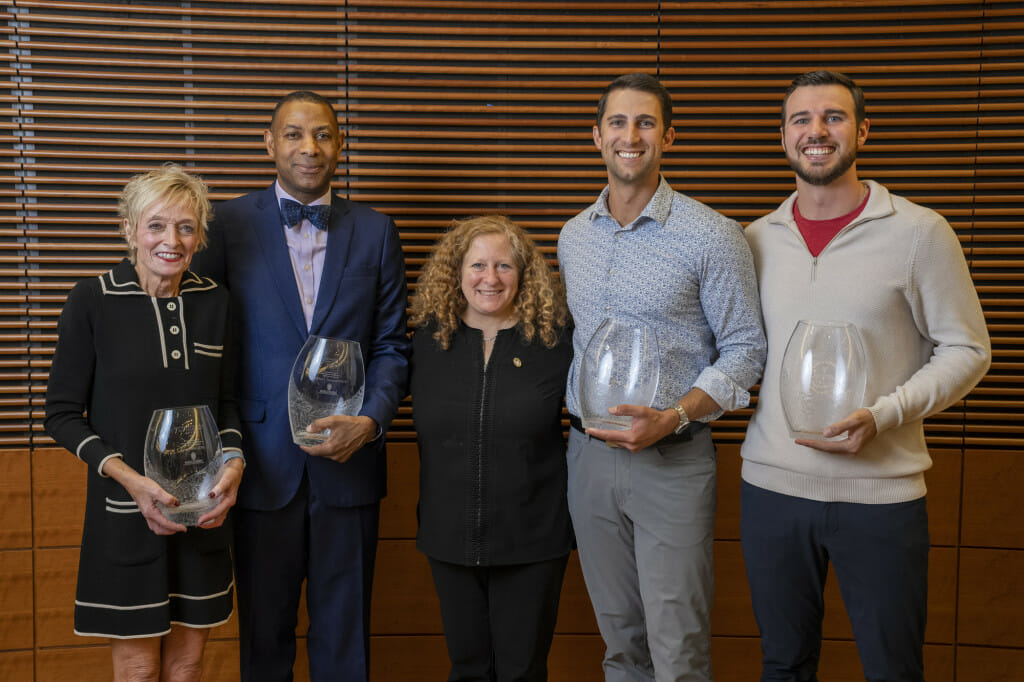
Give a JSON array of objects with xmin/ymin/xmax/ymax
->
[
  {"xmin": 171, "ymin": 350, "xmax": 181, "ymax": 360},
  {"xmin": 609, "ymin": 268, "xmax": 615, "ymax": 275},
  {"xmin": 166, "ymin": 302, "xmax": 177, "ymax": 311},
  {"xmin": 169, "ymin": 325, "xmax": 180, "ymax": 335},
  {"xmin": 304, "ymin": 264, "xmax": 311, "ymax": 271},
  {"xmin": 306, "ymin": 296, "xmax": 313, "ymax": 304}
]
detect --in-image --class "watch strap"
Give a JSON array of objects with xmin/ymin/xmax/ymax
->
[{"xmin": 672, "ymin": 403, "xmax": 690, "ymax": 435}]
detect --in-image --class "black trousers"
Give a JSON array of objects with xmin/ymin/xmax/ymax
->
[{"xmin": 428, "ymin": 554, "xmax": 570, "ymax": 682}]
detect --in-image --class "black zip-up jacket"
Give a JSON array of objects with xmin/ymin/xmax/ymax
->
[{"xmin": 411, "ymin": 321, "xmax": 573, "ymax": 566}]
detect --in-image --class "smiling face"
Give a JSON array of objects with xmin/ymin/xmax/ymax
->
[
  {"xmin": 127, "ymin": 200, "xmax": 199, "ymax": 297},
  {"xmin": 265, "ymin": 99, "xmax": 342, "ymax": 203},
  {"xmin": 593, "ymin": 87, "xmax": 675, "ymax": 192},
  {"xmin": 781, "ymin": 84, "xmax": 869, "ymax": 188},
  {"xmin": 460, "ymin": 233, "xmax": 520, "ymax": 327}
]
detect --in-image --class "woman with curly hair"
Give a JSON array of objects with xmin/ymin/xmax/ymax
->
[{"xmin": 410, "ymin": 214, "xmax": 573, "ymax": 681}]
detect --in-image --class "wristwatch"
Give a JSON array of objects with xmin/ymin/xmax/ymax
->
[{"xmin": 672, "ymin": 403, "xmax": 690, "ymax": 435}]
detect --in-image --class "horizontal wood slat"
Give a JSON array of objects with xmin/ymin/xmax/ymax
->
[
  {"xmin": 1, "ymin": 3, "xmax": 1022, "ymax": 677},
  {"xmin": 0, "ymin": 0, "xmax": 1020, "ymax": 446}
]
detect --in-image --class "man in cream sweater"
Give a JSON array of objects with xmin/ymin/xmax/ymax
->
[{"xmin": 741, "ymin": 70, "xmax": 990, "ymax": 681}]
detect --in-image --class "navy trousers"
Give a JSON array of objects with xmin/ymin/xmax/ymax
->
[
  {"xmin": 234, "ymin": 472, "xmax": 380, "ymax": 682},
  {"xmin": 740, "ymin": 481, "xmax": 929, "ymax": 682}
]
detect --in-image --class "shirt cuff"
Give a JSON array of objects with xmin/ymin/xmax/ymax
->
[
  {"xmin": 223, "ymin": 449, "xmax": 246, "ymax": 468},
  {"xmin": 692, "ymin": 366, "xmax": 752, "ymax": 421}
]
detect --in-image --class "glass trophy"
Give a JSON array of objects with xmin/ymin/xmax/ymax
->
[
  {"xmin": 143, "ymin": 405, "xmax": 224, "ymax": 526},
  {"xmin": 779, "ymin": 320, "xmax": 867, "ymax": 440},
  {"xmin": 288, "ymin": 335, "xmax": 365, "ymax": 447},
  {"xmin": 579, "ymin": 318, "xmax": 660, "ymax": 431}
]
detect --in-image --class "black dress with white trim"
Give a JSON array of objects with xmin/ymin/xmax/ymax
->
[{"xmin": 45, "ymin": 258, "xmax": 243, "ymax": 639}]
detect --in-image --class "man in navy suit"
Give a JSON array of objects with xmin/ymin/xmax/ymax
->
[{"xmin": 192, "ymin": 90, "xmax": 410, "ymax": 681}]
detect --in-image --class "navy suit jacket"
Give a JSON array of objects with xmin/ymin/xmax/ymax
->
[{"xmin": 192, "ymin": 185, "xmax": 410, "ymax": 511}]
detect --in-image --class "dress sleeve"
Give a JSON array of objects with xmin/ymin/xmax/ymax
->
[
  {"xmin": 216, "ymin": 299, "xmax": 244, "ymax": 463},
  {"xmin": 44, "ymin": 282, "xmax": 123, "ymax": 476}
]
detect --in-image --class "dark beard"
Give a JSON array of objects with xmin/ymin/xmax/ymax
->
[{"xmin": 789, "ymin": 147, "xmax": 857, "ymax": 186}]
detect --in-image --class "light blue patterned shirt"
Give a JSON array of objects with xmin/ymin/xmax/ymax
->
[{"xmin": 558, "ymin": 177, "xmax": 766, "ymax": 420}]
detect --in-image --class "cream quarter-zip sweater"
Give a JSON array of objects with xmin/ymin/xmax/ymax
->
[{"xmin": 741, "ymin": 180, "xmax": 990, "ymax": 504}]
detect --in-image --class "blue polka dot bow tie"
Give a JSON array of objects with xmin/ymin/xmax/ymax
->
[{"xmin": 280, "ymin": 198, "xmax": 331, "ymax": 231}]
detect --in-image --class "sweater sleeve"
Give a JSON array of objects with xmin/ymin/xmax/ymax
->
[
  {"xmin": 44, "ymin": 281, "xmax": 123, "ymax": 476},
  {"xmin": 868, "ymin": 212, "xmax": 991, "ymax": 432}
]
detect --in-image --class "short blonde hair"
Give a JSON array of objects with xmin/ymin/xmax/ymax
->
[
  {"xmin": 117, "ymin": 163, "xmax": 212, "ymax": 262},
  {"xmin": 410, "ymin": 215, "xmax": 568, "ymax": 349}
]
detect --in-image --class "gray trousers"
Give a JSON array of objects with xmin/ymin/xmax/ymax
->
[{"xmin": 567, "ymin": 427, "xmax": 717, "ymax": 682}]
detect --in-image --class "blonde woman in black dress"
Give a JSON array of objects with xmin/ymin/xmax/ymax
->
[{"xmin": 45, "ymin": 164, "xmax": 244, "ymax": 681}]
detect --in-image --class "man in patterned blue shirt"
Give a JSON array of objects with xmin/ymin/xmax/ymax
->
[{"xmin": 558, "ymin": 73, "xmax": 766, "ymax": 681}]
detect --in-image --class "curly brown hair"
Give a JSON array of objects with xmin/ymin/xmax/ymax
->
[{"xmin": 410, "ymin": 215, "xmax": 569, "ymax": 350}]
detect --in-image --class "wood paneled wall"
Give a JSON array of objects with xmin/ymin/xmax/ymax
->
[{"xmin": 1, "ymin": 1, "xmax": 1022, "ymax": 680}]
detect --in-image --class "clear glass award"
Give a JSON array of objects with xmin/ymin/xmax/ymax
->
[
  {"xmin": 579, "ymin": 318, "xmax": 660, "ymax": 431},
  {"xmin": 143, "ymin": 405, "xmax": 224, "ymax": 526},
  {"xmin": 288, "ymin": 335, "xmax": 365, "ymax": 447},
  {"xmin": 779, "ymin": 320, "xmax": 867, "ymax": 440}
]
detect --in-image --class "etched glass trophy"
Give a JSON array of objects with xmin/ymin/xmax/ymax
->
[
  {"xmin": 579, "ymin": 318, "xmax": 660, "ymax": 431},
  {"xmin": 143, "ymin": 404, "xmax": 224, "ymax": 526},
  {"xmin": 288, "ymin": 335, "xmax": 365, "ymax": 447},
  {"xmin": 779, "ymin": 320, "xmax": 867, "ymax": 440}
]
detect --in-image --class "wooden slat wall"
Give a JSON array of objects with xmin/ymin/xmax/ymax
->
[{"xmin": 0, "ymin": 1, "xmax": 1021, "ymax": 680}]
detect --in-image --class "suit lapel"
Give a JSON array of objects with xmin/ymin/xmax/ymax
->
[
  {"xmin": 309, "ymin": 196, "xmax": 355, "ymax": 334},
  {"xmin": 253, "ymin": 186, "xmax": 308, "ymax": 337}
]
